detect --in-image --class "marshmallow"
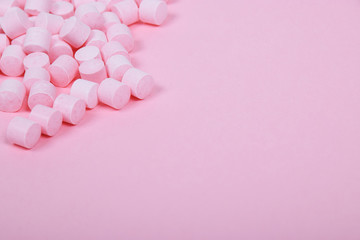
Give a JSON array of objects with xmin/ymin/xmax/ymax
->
[
  {"xmin": 0, "ymin": 0, "xmax": 20, "ymax": 17},
  {"xmin": 23, "ymin": 52, "xmax": 50, "ymax": 70},
  {"xmin": 85, "ymin": 30, "xmax": 107, "ymax": 49},
  {"xmin": 23, "ymin": 67, "xmax": 51, "ymax": 90},
  {"xmin": 0, "ymin": 33, "xmax": 10, "ymax": 55},
  {"xmin": 1, "ymin": 7, "xmax": 32, "ymax": 39},
  {"xmin": 75, "ymin": 3, "xmax": 104, "ymax": 29},
  {"xmin": 0, "ymin": 45, "xmax": 25, "ymax": 77},
  {"xmin": 139, "ymin": 0, "xmax": 167, "ymax": 26},
  {"xmin": 122, "ymin": 68, "xmax": 154, "ymax": 99},
  {"xmin": 70, "ymin": 79, "xmax": 99, "ymax": 109},
  {"xmin": 79, "ymin": 59, "xmax": 107, "ymax": 83},
  {"xmin": 49, "ymin": 35, "xmax": 73, "ymax": 62},
  {"xmin": 29, "ymin": 105, "xmax": 63, "ymax": 137},
  {"xmin": 106, "ymin": 23, "xmax": 134, "ymax": 52},
  {"xmin": 7, "ymin": 117, "xmax": 41, "ymax": 149},
  {"xmin": 53, "ymin": 94, "xmax": 86, "ymax": 125},
  {"xmin": 90, "ymin": 1, "xmax": 107, "ymax": 14},
  {"xmin": 101, "ymin": 41, "xmax": 129, "ymax": 62},
  {"xmin": 0, "ymin": 79, "xmax": 26, "ymax": 112},
  {"xmin": 49, "ymin": 54, "xmax": 79, "ymax": 87},
  {"xmin": 98, "ymin": 78, "xmax": 130, "ymax": 109},
  {"xmin": 50, "ymin": 1, "xmax": 74, "ymax": 19},
  {"xmin": 11, "ymin": 34, "xmax": 26, "ymax": 46},
  {"xmin": 28, "ymin": 80, "xmax": 56, "ymax": 109},
  {"xmin": 71, "ymin": 0, "xmax": 93, "ymax": 8},
  {"xmin": 111, "ymin": 0, "xmax": 139, "ymax": 26},
  {"xmin": 102, "ymin": 11, "xmax": 121, "ymax": 30},
  {"xmin": 60, "ymin": 16, "xmax": 91, "ymax": 48},
  {"xmin": 25, "ymin": 0, "xmax": 51, "ymax": 16},
  {"xmin": 23, "ymin": 27, "xmax": 52, "ymax": 54},
  {"xmin": 75, "ymin": 45, "xmax": 101, "ymax": 64},
  {"xmin": 106, "ymin": 54, "xmax": 132, "ymax": 81},
  {"xmin": 35, "ymin": 13, "xmax": 64, "ymax": 35}
]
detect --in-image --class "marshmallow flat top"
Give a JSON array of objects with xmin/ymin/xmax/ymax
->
[
  {"xmin": 75, "ymin": 46, "xmax": 101, "ymax": 64},
  {"xmin": 7, "ymin": 116, "xmax": 41, "ymax": 149},
  {"xmin": 23, "ymin": 52, "xmax": 50, "ymax": 70}
]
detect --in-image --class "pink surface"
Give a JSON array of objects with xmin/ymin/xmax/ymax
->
[{"xmin": 1, "ymin": 0, "xmax": 360, "ymax": 239}]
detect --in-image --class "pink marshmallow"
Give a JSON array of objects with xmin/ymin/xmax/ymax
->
[
  {"xmin": 98, "ymin": 78, "xmax": 130, "ymax": 109},
  {"xmin": 49, "ymin": 35, "xmax": 73, "ymax": 63},
  {"xmin": 70, "ymin": 79, "xmax": 99, "ymax": 109},
  {"xmin": 35, "ymin": 13, "xmax": 64, "ymax": 35},
  {"xmin": 23, "ymin": 52, "xmax": 50, "ymax": 70},
  {"xmin": 0, "ymin": 33, "xmax": 10, "ymax": 55},
  {"xmin": 50, "ymin": 1, "xmax": 74, "ymax": 19},
  {"xmin": 0, "ymin": 0, "xmax": 20, "ymax": 17},
  {"xmin": 0, "ymin": 79, "xmax": 26, "ymax": 112},
  {"xmin": 11, "ymin": 34, "xmax": 26, "ymax": 46},
  {"xmin": 102, "ymin": 11, "xmax": 121, "ymax": 30},
  {"xmin": 29, "ymin": 104, "xmax": 63, "ymax": 137},
  {"xmin": 28, "ymin": 80, "xmax": 56, "ymax": 109},
  {"xmin": 75, "ymin": 3, "xmax": 105, "ymax": 29},
  {"xmin": 139, "ymin": 0, "xmax": 167, "ymax": 26},
  {"xmin": 75, "ymin": 45, "xmax": 101, "ymax": 64},
  {"xmin": 90, "ymin": 1, "xmax": 107, "ymax": 14},
  {"xmin": 23, "ymin": 67, "xmax": 51, "ymax": 90},
  {"xmin": 71, "ymin": 0, "xmax": 93, "ymax": 8},
  {"xmin": 111, "ymin": 0, "xmax": 139, "ymax": 26},
  {"xmin": 106, "ymin": 54, "xmax": 132, "ymax": 81},
  {"xmin": 23, "ymin": 27, "xmax": 52, "ymax": 54},
  {"xmin": 60, "ymin": 16, "xmax": 91, "ymax": 48},
  {"xmin": 0, "ymin": 45, "xmax": 25, "ymax": 77},
  {"xmin": 1, "ymin": 7, "xmax": 32, "ymax": 39},
  {"xmin": 7, "ymin": 117, "xmax": 41, "ymax": 149},
  {"xmin": 79, "ymin": 59, "xmax": 107, "ymax": 83},
  {"xmin": 53, "ymin": 94, "xmax": 86, "ymax": 125},
  {"xmin": 25, "ymin": 0, "xmax": 51, "ymax": 16},
  {"xmin": 85, "ymin": 30, "xmax": 107, "ymax": 49},
  {"xmin": 122, "ymin": 68, "xmax": 154, "ymax": 99},
  {"xmin": 49, "ymin": 55, "xmax": 79, "ymax": 87},
  {"xmin": 101, "ymin": 41, "xmax": 129, "ymax": 62},
  {"xmin": 106, "ymin": 23, "xmax": 134, "ymax": 52}
]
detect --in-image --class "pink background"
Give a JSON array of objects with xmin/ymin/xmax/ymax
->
[{"xmin": 1, "ymin": 0, "xmax": 360, "ymax": 239}]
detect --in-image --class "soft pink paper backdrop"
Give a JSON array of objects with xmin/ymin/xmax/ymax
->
[{"xmin": 1, "ymin": 0, "xmax": 360, "ymax": 239}]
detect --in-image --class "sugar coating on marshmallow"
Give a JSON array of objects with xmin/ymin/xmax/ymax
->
[
  {"xmin": 106, "ymin": 23, "xmax": 134, "ymax": 52},
  {"xmin": 49, "ymin": 55, "xmax": 79, "ymax": 87},
  {"xmin": 60, "ymin": 16, "xmax": 91, "ymax": 48},
  {"xmin": 122, "ymin": 68, "xmax": 154, "ymax": 99},
  {"xmin": 79, "ymin": 58, "xmax": 107, "ymax": 83},
  {"xmin": 70, "ymin": 79, "xmax": 99, "ymax": 109},
  {"xmin": 0, "ymin": 45, "xmax": 25, "ymax": 77},
  {"xmin": 139, "ymin": 0, "xmax": 168, "ymax": 26},
  {"xmin": 111, "ymin": 0, "xmax": 139, "ymax": 26},
  {"xmin": 0, "ymin": 79, "xmax": 26, "ymax": 112},
  {"xmin": 35, "ymin": 13, "xmax": 64, "ymax": 35},
  {"xmin": 49, "ymin": 35, "xmax": 73, "ymax": 63},
  {"xmin": 106, "ymin": 54, "xmax": 132, "ymax": 81},
  {"xmin": 75, "ymin": 45, "xmax": 101, "ymax": 64},
  {"xmin": 7, "ymin": 116, "xmax": 41, "ymax": 149},
  {"xmin": 23, "ymin": 67, "xmax": 51, "ymax": 90},
  {"xmin": 53, "ymin": 94, "xmax": 86, "ymax": 125},
  {"xmin": 28, "ymin": 80, "xmax": 56, "ymax": 109},
  {"xmin": 1, "ymin": 7, "xmax": 32, "ymax": 40},
  {"xmin": 29, "ymin": 104, "xmax": 63, "ymax": 136},
  {"xmin": 23, "ymin": 52, "xmax": 50, "ymax": 70},
  {"xmin": 98, "ymin": 78, "xmax": 131, "ymax": 109}
]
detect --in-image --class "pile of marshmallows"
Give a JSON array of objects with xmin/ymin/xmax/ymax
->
[{"xmin": 0, "ymin": 0, "xmax": 168, "ymax": 149}]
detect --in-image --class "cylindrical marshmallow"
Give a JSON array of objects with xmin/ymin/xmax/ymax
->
[
  {"xmin": 106, "ymin": 54, "xmax": 132, "ymax": 81},
  {"xmin": 0, "ymin": 45, "xmax": 25, "ymax": 77},
  {"xmin": 7, "ymin": 117, "xmax": 41, "ymax": 149},
  {"xmin": 50, "ymin": 1, "xmax": 74, "ymax": 19},
  {"xmin": 35, "ymin": 13, "xmax": 64, "ymax": 35},
  {"xmin": 102, "ymin": 11, "xmax": 120, "ymax": 30},
  {"xmin": 98, "ymin": 78, "xmax": 130, "ymax": 109},
  {"xmin": 25, "ymin": 0, "xmax": 51, "ymax": 16},
  {"xmin": 111, "ymin": 0, "xmax": 139, "ymax": 26},
  {"xmin": 1, "ymin": 7, "xmax": 32, "ymax": 39},
  {"xmin": 106, "ymin": 23, "xmax": 134, "ymax": 52},
  {"xmin": 85, "ymin": 30, "xmax": 107, "ymax": 49},
  {"xmin": 48, "ymin": 55, "xmax": 79, "ymax": 87},
  {"xmin": 70, "ymin": 79, "xmax": 99, "ymax": 109},
  {"xmin": 23, "ymin": 67, "xmax": 51, "ymax": 90},
  {"xmin": 28, "ymin": 81, "xmax": 56, "ymax": 109},
  {"xmin": 101, "ymin": 41, "xmax": 129, "ymax": 62},
  {"xmin": 139, "ymin": 0, "xmax": 167, "ymax": 26},
  {"xmin": 79, "ymin": 59, "xmax": 107, "ymax": 83},
  {"xmin": 75, "ymin": 3, "xmax": 104, "ymax": 29},
  {"xmin": 0, "ymin": 0, "xmax": 19, "ymax": 16},
  {"xmin": 23, "ymin": 52, "xmax": 50, "ymax": 70},
  {"xmin": 11, "ymin": 34, "xmax": 26, "ymax": 46},
  {"xmin": 0, "ymin": 79, "xmax": 26, "ymax": 112},
  {"xmin": 29, "ymin": 104, "xmax": 63, "ymax": 137},
  {"xmin": 91, "ymin": 1, "xmax": 106, "ymax": 13},
  {"xmin": 59, "ymin": 16, "xmax": 91, "ymax": 48},
  {"xmin": 49, "ymin": 35, "xmax": 73, "ymax": 63},
  {"xmin": 122, "ymin": 68, "xmax": 154, "ymax": 99},
  {"xmin": 0, "ymin": 33, "xmax": 10, "ymax": 55},
  {"xmin": 75, "ymin": 45, "xmax": 101, "ymax": 64},
  {"xmin": 23, "ymin": 27, "xmax": 51, "ymax": 54},
  {"xmin": 71, "ymin": 0, "xmax": 93, "ymax": 8},
  {"xmin": 53, "ymin": 94, "xmax": 86, "ymax": 125}
]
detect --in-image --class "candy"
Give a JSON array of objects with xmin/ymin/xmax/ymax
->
[
  {"xmin": 122, "ymin": 68, "xmax": 154, "ymax": 99},
  {"xmin": 53, "ymin": 94, "xmax": 86, "ymax": 125},
  {"xmin": 75, "ymin": 45, "xmax": 101, "ymax": 64},
  {"xmin": 79, "ymin": 59, "xmax": 107, "ymax": 83},
  {"xmin": 23, "ymin": 27, "xmax": 52, "ymax": 54},
  {"xmin": 0, "ymin": 45, "xmax": 25, "ymax": 77},
  {"xmin": 106, "ymin": 54, "xmax": 132, "ymax": 81},
  {"xmin": 70, "ymin": 79, "xmax": 99, "ymax": 109},
  {"xmin": 29, "ymin": 105, "xmax": 63, "ymax": 137},
  {"xmin": 0, "ymin": 79, "xmax": 26, "ymax": 112},
  {"xmin": 98, "ymin": 78, "xmax": 130, "ymax": 109},
  {"xmin": 139, "ymin": 0, "xmax": 168, "ymax": 26},
  {"xmin": 1, "ymin": 7, "xmax": 32, "ymax": 40},
  {"xmin": 7, "ymin": 117, "xmax": 41, "ymax": 149},
  {"xmin": 23, "ymin": 52, "xmax": 50, "ymax": 70},
  {"xmin": 106, "ymin": 23, "xmax": 134, "ymax": 52},
  {"xmin": 59, "ymin": 16, "xmax": 91, "ymax": 48},
  {"xmin": 48, "ymin": 55, "xmax": 79, "ymax": 87},
  {"xmin": 28, "ymin": 80, "xmax": 56, "ymax": 109},
  {"xmin": 23, "ymin": 67, "xmax": 51, "ymax": 90}
]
